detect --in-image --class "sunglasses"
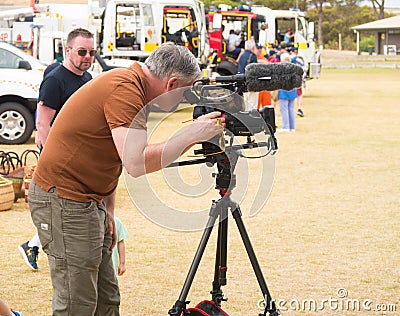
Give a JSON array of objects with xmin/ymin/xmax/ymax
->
[{"xmin": 70, "ymin": 47, "xmax": 97, "ymax": 57}]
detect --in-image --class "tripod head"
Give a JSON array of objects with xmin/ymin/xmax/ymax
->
[{"xmin": 168, "ymin": 135, "xmax": 274, "ymax": 195}]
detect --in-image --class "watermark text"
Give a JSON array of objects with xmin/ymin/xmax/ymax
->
[{"xmin": 257, "ymin": 288, "xmax": 398, "ymax": 312}]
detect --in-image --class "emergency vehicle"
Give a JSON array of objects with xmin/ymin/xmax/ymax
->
[
  {"xmin": 252, "ymin": 6, "xmax": 321, "ymax": 79},
  {"xmin": 0, "ymin": 0, "xmax": 208, "ymax": 65},
  {"xmin": 95, "ymin": 0, "xmax": 207, "ymax": 62},
  {"xmin": 207, "ymin": 5, "xmax": 265, "ymax": 75},
  {"xmin": 0, "ymin": 41, "xmax": 45, "ymax": 144},
  {"xmin": 206, "ymin": 5, "xmax": 321, "ymax": 79}
]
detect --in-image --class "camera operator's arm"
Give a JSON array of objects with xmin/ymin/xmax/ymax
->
[
  {"xmin": 104, "ymin": 190, "xmax": 117, "ymax": 250},
  {"xmin": 112, "ymin": 111, "xmax": 223, "ymax": 177}
]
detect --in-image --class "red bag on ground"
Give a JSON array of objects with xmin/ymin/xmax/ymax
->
[{"xmin": 186, "ymin": 300, "xmax": 229, "ymax": 316}]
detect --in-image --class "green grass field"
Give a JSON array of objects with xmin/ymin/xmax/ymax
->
[{"xmin": 1, "ymin": 67, "xmax": 399, "ymax": 315}]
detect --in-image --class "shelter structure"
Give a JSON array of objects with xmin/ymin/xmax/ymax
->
[{"xmin": 352, "ymin": 15, "xmax": 400, "ymax": 55}]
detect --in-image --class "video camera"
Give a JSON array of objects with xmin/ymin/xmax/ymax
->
[{"xmin": 184, "ymin": 78, "xmax": 278, "ymax": 158}]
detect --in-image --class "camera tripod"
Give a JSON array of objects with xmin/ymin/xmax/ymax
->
[{"xmin": 168, "ymin": 145, "xmax": 280, "ymax": 316}]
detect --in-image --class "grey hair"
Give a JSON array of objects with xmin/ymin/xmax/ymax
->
[
  {"xmin": 245, "ymin": 39, "xmax": 256, "ymax": 50},
  {"xmin": 144, "ymin": 42, "xmax": 202, "ymax": 83}
]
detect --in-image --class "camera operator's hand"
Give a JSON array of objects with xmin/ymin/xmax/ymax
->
[
  {"xmin": 114, "ymin": 112, "xmax": 225, "ymax": 177},
  {"xmin": 190, "ymin": 111, "xmax": 225, "ymax": 142}
]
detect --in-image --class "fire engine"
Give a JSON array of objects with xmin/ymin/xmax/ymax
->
[
  {"xmin": 95, "ymin": 0, "xmax": 208, "ymax": 63},
  {"xmin": 252, "ymin": 6, "xmax": 321, "ymax": 79},
  {"xmin": 161, "ymin": 6, "xmax": 202, "ymax": 60},
  {"xmin": 0, "ymin": 0, "xmax": 208, "ymax": 65},
  {"xmin": 206, "ymin": 5, "xmax": 321, "ymax": 79},
  {"xmin": 207, "ymin": 5, "xmax": 266, "ymax": 76}
]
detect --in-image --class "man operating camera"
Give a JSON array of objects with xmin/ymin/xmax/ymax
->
[{"xmin": 28, "ymin": 42, "xmax": 224, "ymax": 316}]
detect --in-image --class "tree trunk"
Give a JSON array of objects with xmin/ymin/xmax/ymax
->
[
  {"xmin": 371, "ymin": 0, "xmax": 385, "ymax": 20},
  {"xmin": 317, "ymin": 1, "xmax": 324, "ymax": 48}
]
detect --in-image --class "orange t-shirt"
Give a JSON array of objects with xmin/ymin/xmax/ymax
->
[
  {"xmin": 258, "ymin": 91, "xmax": 272, "ymax": 109},
  {"xmin": 34, "ymin": 62, "xmax": 148, "ymax": 203}
]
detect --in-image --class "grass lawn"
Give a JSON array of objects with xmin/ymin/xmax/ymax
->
[{"xmin": 0, "ymin": 67, "xmax": 399, "ymax": 315}]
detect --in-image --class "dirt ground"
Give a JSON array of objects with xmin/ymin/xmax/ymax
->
[{"xmin": 1, "ymin": 67, "xmax": 400, "ymax": 315}]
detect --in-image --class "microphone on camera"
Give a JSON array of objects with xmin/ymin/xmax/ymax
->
[
  {"xmin": 198, "ymin": 74, "xmax": 246, "ymax": 85},
  {"xmin": 199, "ymin": 63, "xmax": 304, "ymax": 92},
  {"xmin": 245, "ymin": 63, "xmax": 304, "ymax": 91}
]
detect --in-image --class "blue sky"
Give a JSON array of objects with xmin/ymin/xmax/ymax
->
[{"xmin": 360, "ymin": 0, "xmax": 400, "ymax": 8}]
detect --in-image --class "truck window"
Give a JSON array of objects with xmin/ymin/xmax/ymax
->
[
  {"xmin": 0, "ymin": 48, "xmax": 21, "ymax": 69},
  {"xmin": 276, "ymin": 18, "xmax": 294, "ymax": 44},
  {"xmin": 142, "ymin": 4, "xmax": 154, "ymax": 26},
  {"xmin": 115, "ymin": 4, "xmax": 142, "ymax": 48}
]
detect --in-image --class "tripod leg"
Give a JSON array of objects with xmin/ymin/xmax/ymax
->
[
  {"xmin": 168, "ymin": 201, "xmax": 220, "ymax": 316},
  {"xmin": 211, "ymin": 207, "xmax": 228, "ymax": 305},
  {"xmin": 231, "ymin": 204, "xmax": 279, "ymax": 315}
]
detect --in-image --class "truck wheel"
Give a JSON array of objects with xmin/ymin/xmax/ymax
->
[{"xmin": 0, "ymin": 102, "xmax": 34, "ymax": 144}]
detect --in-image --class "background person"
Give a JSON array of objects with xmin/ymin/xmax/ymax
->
[
  {"xmin": 227, "ymin": 29, "xmax": 242, "ymax": 59},
  {"xmin": 237, "ymin": 39, "xmax": 258, "ymax": 110},
  {"xmin": 28, "ymin": 42, "xmax": 224, "ymax": 315},
  {"xmin": 290, "ymin": 47, "xmax": 307, "ymax": 117},
  {"xmin": 277, "ymin": 87, "xmax": 298, "ymax": 132},
  {"xmin": 35, "ymin": 28, "xmax": 95, "ymax": 149},
  {"xmin": 0, "ymin": 298, "xmax": 21, "ymax": 316},
  {"xmin": 267, "ymin": 49, "xmax": 279, "ymax": 63},
  {"xmin": 237, "ymin": 39, "xmax": 258, "ymax": 74},
  {"xmin": 112, "ymin": 216, "xmax": 128, "ymax": 276},
  {"xmin": 255, "ymin": 43, "xmax": 274, "ymax": 110},
  {"xmin": 18, "ymin": 27, "xmax": 96, "ymax": 272},
  {"xmin": 277, "ymin": 53, "xmax": 297, "ymax": 132},
  {"xmin": 278, "ymin": 41, "xmax": 290, "ymax": 63},
  {"xmin": 255, "ymin": 42, "xmax": 268, "ymax": 64},
  {"xmin": 284, "ymin": 28, "xmax": 294, "ymax": 46}
]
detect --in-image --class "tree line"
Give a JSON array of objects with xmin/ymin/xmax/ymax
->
[{"xmin": 203, "ymin": 0, "xmax": 395, "ymax": 51}]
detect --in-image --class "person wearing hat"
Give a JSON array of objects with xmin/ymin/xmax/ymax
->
[
  {"xmin": 267, "ymin": 50, "xmax": 279, "ymax": 63},
  {"xmin": 255, "ymin": 43, "xmax": 268, "ymax": 63}
]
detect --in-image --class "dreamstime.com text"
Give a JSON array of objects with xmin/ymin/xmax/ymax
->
[{"xmin": 257, "ymin": 288, "xmax": 398, "ymax": 312}]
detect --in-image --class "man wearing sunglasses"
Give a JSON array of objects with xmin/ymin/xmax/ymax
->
[
  {"xmin": 35, "ymin": 27, "xmax": 95, "ymax": 149},
  {"xmin": 18, "ymin": 28, "xmax": 95, "ymax": 273}
]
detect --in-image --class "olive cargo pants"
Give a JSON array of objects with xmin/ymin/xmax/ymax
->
[{"xmin": 29, "ymin": 181, "xmax": 120, "ymax": 315}]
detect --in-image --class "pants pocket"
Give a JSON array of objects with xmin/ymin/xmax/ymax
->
[{"xmin": 62, "ymin": 200, "xmax": 104, "ymax": 268}]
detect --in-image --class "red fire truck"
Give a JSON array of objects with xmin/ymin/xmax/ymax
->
[{"xmin": 207, "ymin": 5, "xmax": 266, "ymax": 75}]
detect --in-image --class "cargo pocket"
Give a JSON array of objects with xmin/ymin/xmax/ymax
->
[
  {"xmin": 62, "ymin": 200, "xmax": 104, "ymax": 267},
  {"xmin": 48, "ymin": 255, "xmax": 69, "ymax": 308},
  {"xmin": 29, "ymin": 197, "xmax": 53, "ymax": 249}
]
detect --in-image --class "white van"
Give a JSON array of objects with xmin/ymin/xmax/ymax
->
[{"xmin": 0, "ymin": 42, "xmax": 46, "ymax": 144}]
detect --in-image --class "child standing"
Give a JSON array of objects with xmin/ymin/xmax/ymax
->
[
  {"xmin": 0, "ymin": 298, "xmax": 21, "ymax": 316},
  {"xmin": 112, "ymin": 216, "xmax": 129, "ymax": 276}
]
